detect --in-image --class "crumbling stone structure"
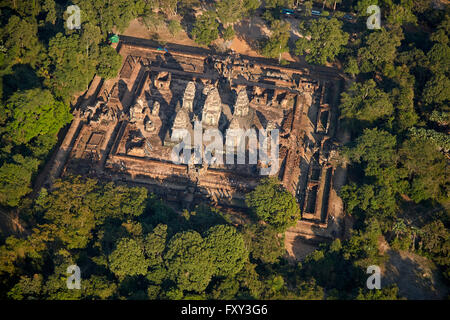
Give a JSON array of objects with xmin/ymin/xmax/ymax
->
[{"xmin": 48, "ymin": 37, "xmax": 345, "ymax": 238}]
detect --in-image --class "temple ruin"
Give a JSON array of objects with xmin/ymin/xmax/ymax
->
[{"xmin": 47, "ymin": 37, "xmax": 345, "ymax": 240}]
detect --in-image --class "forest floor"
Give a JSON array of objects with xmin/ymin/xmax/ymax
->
[
  {"xmin": 384, "ymin": 249, "xmax": 449, "ymax": 299},
  {"xmin": 379, "ymin": 237, "xmax": 449, "ymax": 299}
]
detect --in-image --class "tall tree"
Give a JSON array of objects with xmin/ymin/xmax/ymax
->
[
  {"xmin": 39, "ymin": 177, "xmax": 98, "ymax": 249},
  {"xmin": 109, "ymin": 238, "xmax": 150, "ymax": 278},
  {"xmin": 164, "ymin": 231, "xmax": 215, "ymax": 292},
  {"xmin": 0, "ymin": 15, "xmax": 42, "ymax": 68},
  {"xmin": 46, "ymin": 33, "xmax": 97, "ymax": 100},
  {"xmin": 295, "ymin": 18, "xmax": 348, "ymax": 65},
  {"xmin": 1, "ymin": 89, "xmax": 72, "ymax": 145},
  {"xmin": 399, "ymin": 138, "xmax": 448, "ymax": 202},
  {"xmin": 216, "ymin": 0, "xmax": 245, "ymax": 26},
  {"xmin": 358, "ymin": 27, "xmax": 403, "ymax": 73},
  {"xmin": 261, "ymin": 20, "xmax": 291, "ymax": 62},
  {"xmin": 339, "ymin": 80, "xmax": 394, "ymax": 131},
  {"xmin": 246, "ymin": 177, "xmax": 300, "ymax": 232},
  {"xmin": 0, "ymin": 155, "xmax": 39, "ymax": 206},
  {"xmin": 191, "ymin": 11, "xmax": 219, "ymax": 45},
  {"xmin": 205, "ymin": 225, "xmax": 248, "ymax": 277},
  {"xmin": 96, "ymin": 46, "xmax": 123, "ymax": 79}
]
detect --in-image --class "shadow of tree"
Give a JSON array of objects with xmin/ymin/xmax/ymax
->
[
  {"xmin": 2, "ymin": 64, "xmax": 41, "ymax": 101},
  {"xmin": 233, "ymin": 19, "xmax": 267, "ymax": 53},
  {"xmin": 384, "ymin": 249, "xmax": 449, "ymax": 300},
  {"xmin": 179, "ymin": 5, "xmax": 196, "ymax": 38}
]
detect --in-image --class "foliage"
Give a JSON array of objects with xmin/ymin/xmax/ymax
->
[
  {"xmin": 191, "ymin": 11, "xmax": 219, "ymax": 45},
  {"xmin": 422, "ymin": 73, "xmax": 450, "ymax": 106},
  {"xmin": 109, "ymin": 238, "xmax": 150, "ymax": 278},
  {"xmin": 295, "ymin": 18, "xmax": 348, "ymax": 65},
  {"xmin": 399, "ymin": 138, "xmax": 448, "ymax": 202},
  {"xmin": 216, "ymin": 0, "xmax": 246, "ymax": 26},
  {"xmin": 1, "ymin": 89, "xmax": 72, "ymax": 145},
  {"xmin": 339, "ymin": 80, "xmax": 394, "ymax": 131},
  {"xmin": 260, "ymin": 20, "xmax": 290, "ymax": 60},
  {"xmin": 46, "ymin": 33, "xmax": 97, "ymax": 100},
  {"xmin": 96, "ymin": 46, "xmax": 123, "ymax": 79},
  {"xmin": 408, "ymin": 127, "xmax": 450, "ymax": 153},
  {"xmin": 246, "ymin": 177, "xmax": 301, "ymax": 232},
  {"xmin": 205, "ymin": 224, "xmax": 248, "ymax": 277},
  {"xmin": 357, "ymin": 28, "xmax": 403, "ymax": 74},
  {"xmin": 243, "ymin": 224, "xmax": 285, "ymax": 264},
  {"xmin": 222, "ymin": 26, "xmax": 235, "ymax": 41},
  {"xmin": 0, "ymin": 155, "xmax": 39, "ymax": 206},
  {"xmin": 167, "ymin": 19, "xmax": 182, "ymax": 36},
  {"xmin": 164, "ymin": 230, "xmax": 215, "ymax": 292},
  {"xmin": 356, "ymin": 285, "xmax": 403, "ymax": 300}
]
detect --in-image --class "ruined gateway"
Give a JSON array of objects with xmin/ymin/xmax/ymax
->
[{"xmin": 47, "ymin": 37, "xmax": 345, "ymax": 241}]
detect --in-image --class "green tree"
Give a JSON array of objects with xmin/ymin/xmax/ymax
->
[
  {"xmin": 260, "ymin": 20, "xmax": 290, "ymax": 62},
  {"xmin": 0, "ymin": 155, "xmax": 39, "ymax": 206},
  {"xmin": 297, "ymin": 279, "xmax": 324, "ymax": 300},
  {"xmin": 168, "ymin": 19, "xmax": 182, "ymax": 36},
  {"xmin": 93, "ymin": 182, "xmax": 147, "ymax": 222},
  {"xmin": 399, "ymin": 138, "xmax": 448, "ymax": 202},
  {"xmin": 0, "ymin": 15, "xmax": 42, "ymax": 68},
  {"xmin": 164, "ymin": 231, "xmax": 215, "ymax": 292},
  {"xmin": 246, "ymin": 177, "xmax": 301, "ymax": 232},
  {"xmin": 339, "ymin": 80, "xmax": 394, "ymax": 130},
  {"xmin": 96, "ymin": 46, "xmax": 123, "ymax": 79},
  {"xmin": 211, "ymin": 277, "xmax": 240, "ymax": 299},
  {"xmin": 7, "ymin": 274, "xmax": 44, "ymax": 300},
  {"xmin": 358, "ymin": 27, "xmax": 403, "ymax": 73},
  {"xmin": 343, "ymin": 128, "xmax": 397, "ymax": 178},
  {"xmin": 243, "ymin": 224, "xmax": 285, "ymax": 264},
  {"xmin": 354, "ymin": 0, "xmax": 378, "ymax": 17},
  {"xmin": 304, "ymin": 1, "xmax": 313, "ymax": 16},
  {"xmin": 430, "ymin": 15, "xmax": 449, "ymax": 44},
  {"xmin": 222, "ymin": 26, "xmax": 235, "ymax": 41},
  {"xmin": 191, "ymin": 11, "xmax": 219, "ymax": 46},
  {"xmin": 46, "ymin": 33, "xmax": 97, "ymax": 100},
  {"xmin": 344, "ymin": 56, "xmax": 360, "ymax": 77},
  {"xmin": 39, "ymin": 177, "xmax": 98, "ymax": 249},
  {"xmin": 420, "ymin": 221, "xmax": 450, "ymax": 274},
  {"xmin": 243, "ymin": 0, "xmax": 261, "ymax": 16},
  {"xmin": 426, "ymin": 43, "xmax": 450, "ymax": 74},
  {"xmin": 73, "ymin": 0, "xmax": 142, "ymax": 34},
  {"xmin": 144, "ymin": 224, "xmax": 168, "ymax": 285},
  {"xmin": 42, "ymin": 0, "xmax": 57, "ymax": 24},
  {"xmin": 391, "ymin": 72, "xmax": 418, "ymax": 132},
  {"xmin": 356, "ymin": 285, "xmax": 403, "ymax": 300},
  {"xmin": 80, "ymin": 23, "xmax": 103, "ymax": 58},
  {"xmin": 385, "ymin": 1, "xmax": 417, "ymax": 27},
  {"xmin": 205, "ymin": 224, "xmax": 248, "ymax": 277},
  {"xmin": 422, "ymin": 73, "xmax": 450, "ymax": 106},
  {"xmin": 83, "ymin": 275, "xmax": 118, "ymax": 299},
  {"xmin": 109, "ymin": 238, "xmax": 149, "ymax": 278},
  {"xmin": 1, "ymin": 89, "xmax": 72, "ymax": 145},
  {"xmin": 295, "ymin": 18, "xmax": 348, "ymax": 65},
  {"xmin": 216, "ymin": 0, "xmax": 245, "ymax": 26}
]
